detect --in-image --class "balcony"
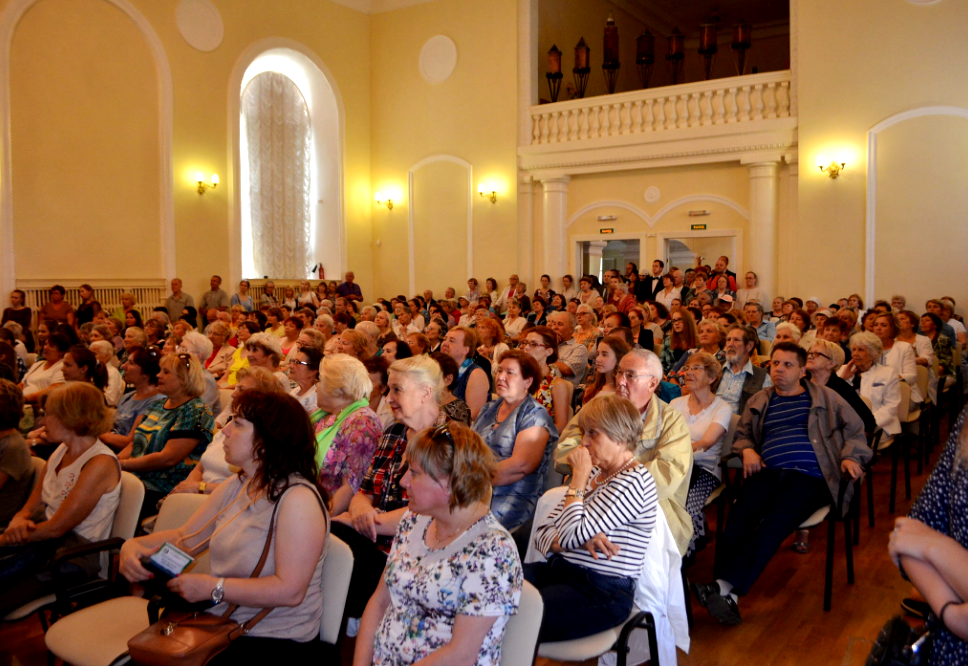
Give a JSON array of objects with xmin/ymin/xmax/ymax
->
[{"xmin": 519, "ymin": 70, "xmax": 797, "ymax": 175}]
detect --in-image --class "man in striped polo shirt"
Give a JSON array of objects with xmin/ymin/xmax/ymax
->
[{"xmin": 692, "ymin": 341, "xmax": 872, "ymax": 625}]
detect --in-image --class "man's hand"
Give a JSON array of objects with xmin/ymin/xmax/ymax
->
[
  {"xmin": 742, "ymin": 448, "xmax": 765, "ymax": 478},
  {"xmin": 583, "ymin": 533, "xmax": 620, "ymax": 560},
  {"xmin": 841, "ymin": 459, "xmax": 863, "ymax": 481}
]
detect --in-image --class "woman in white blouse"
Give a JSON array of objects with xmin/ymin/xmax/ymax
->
[
  {"xmin": 502, "ymin": 299, "xmax": 527, "ymax": 339},
  {"xmin": 874, "ymin": 312, "xmax": 921, "ymax": 404},
  {"xmin": 656, "ymin": 273, "xmax": 681, "ymax": 311},
  {"xmin": 527, "ymin": 394, "xmax": 659, "ymax": 642},
  {"xmin": 288, "ymin": 346, "xmax": 322, "ymax": 414}
]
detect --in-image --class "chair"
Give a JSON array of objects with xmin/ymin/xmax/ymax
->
[
  {"xmin": 319, "ymin": 535, "xmax": 353, "ymax": 649},
  {"xmin": 2, "ymin": 471, "xmax": 145, "ymax": 630},
  {"xmin": 707, "ymin": 413, "xmax": 742, "ymax": 545},
  {"xmin": 26, "ymin": 352, "xmax": 37, "ymax": 366},
  {"xmin": 758, "ymin": 338, "xmax": 771, "ymax": 356},
  {"xmin": 884, "ymin": 382, "xmax": 913, "ymax": 514},
  {"xmin": 796, "ymin": 477, "xmax": 855, "ymax": 611},
  {"xmin": 537, "ymin": 609, "xmax": 660, "ymax": 666},
  {"xmin": 902, "ymin": 365, "xmax": 929, "ymax": 475},
  {"xmin": 500, "ymin": 581, "xmax": 544, "ymax": 666}
]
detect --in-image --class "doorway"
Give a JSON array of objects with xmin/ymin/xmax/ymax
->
[
  {"xmin": 579, "ymin": 239, "xmax": 641, "ymax": 282},
  {"xmin": 660, "ymin": 233, "xmax": 738, "ymax": 271}
]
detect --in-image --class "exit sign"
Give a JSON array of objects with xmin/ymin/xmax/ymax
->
[
  {"xmin": 600, "ymin": 228, "xmax": 614, "ymax": 234},
  {"xmin": 691, "ymin": 224, "xmax": 707, "ymax": 230}
]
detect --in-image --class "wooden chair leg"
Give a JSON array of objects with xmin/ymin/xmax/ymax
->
[
  {"xmin": 682, "ymin": 570, "xmax": 693, "ymax": 630},
  {"xmin": 889, "ymin": 443, "xmax": 899, "ymax": 514},
  {"xmin": 902, "ymin": 435, "xmax": 912, "ymax": 500},
  {"xmin": 824, "ymin": 513, "xmax": 835, "ymax": 611},
  {"xmin": 843, "ymin": 513, "xmax": 854, "ymax": 585},
  {"xmin": 866, "ymin": 469, "xmax": 875, "ymax": 528}
]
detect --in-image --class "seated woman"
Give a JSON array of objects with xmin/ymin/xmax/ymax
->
[
  {"xmin": 289, "ymin": 346, "xmax": 322, "ymax": 414},
  {"xmin": 660, "ymin": 310, "xmax": 697, "ymax": 375},
  {"xmin": 521, "ymin": 326, "xmax": 571, "ymax": 435},
  {"xmin": 244, "ymin": 332, "xmax": 289, "ymax": 391},
  {"xmin": 312, "ymin": 354, "xmax": 383, "ymax": 515},
  {"xmin": 888, "ymin": 406, "xmax": 968, "ymax": 665},
  {"xmin": 583, "ymin": 336, "xmax": 630, "ymax": 405},
  {"xmin": 476, "ymin": 318, "xmax": 509, "ymax": 381},
  {"xmin": 20, "ymin": 331, "xmax": 70, "ymax": 405},
  {"xmin": 101, "ymin": 348, "xmax": 164, "ymax": 452},
  {"xmin": 120, "ymin": 390, "xmax": 328, "ymax": 662},
  {"xmin": 472, "ymin": 350, "xmax": 557, "ymax": 532},
  {"xmin": 60, "ymin": 345, "xmax": 108, "ymax": 393},
  {"xmin": 628, "ymin": 306, "xmax": 656, "ymax": 351},
  {"xmin": 806, "ymin": 339, "xmax": 876, "ymax": 434},
  {"xmin": 503, "ymin": 299, "xmax": 528, "ymax": 339},
  {"xmin": 218, "ymin": 321, "xmax": 258, "ymax": 388},
  {"xmin": 668, "ymin": 319, "xmax": 726, "ymax": 384},
  {"xmin": 355, "ymin": 423, "xmax": 523, "ymax": 666},
  {"xmin": 337, "ymin": 329, "xmax": 371, "ymax": 362},
  {"xmin": 838, "ymin": 331, "xmax": 901, "ymax": 437},
  {"xmin": 0, "ymin": 383, "xmax": 121, "ymax": 617},
  {"xmin": 920, "ymin": 311, "xmax": 955, "ymax": 403},
  {"xmin": 669, "ymin": 352, "xmax": 732, "ymax": 556},
  {"xmin": 363, "ymin": 356, "xmax": 395, "ymax": 429},
  {"xmin": 173, "ymin": 366, "xmax": 286, "ymax": 495},
  {"xmin": 431, "ymin": 352, "xmax": 472, "ymax": 425},
  {"xmin": 527, "ymin": 394, "xmax": 659, "ymax": 642},
  {"xmin": 205, "ymin": 322, "xmax": 236, "ymax": 379},
  {"xmin": 527, "ymin": 296, "xmax": 549, "ymax": 327},
  {"xmin": 119, "ymin": 353, "xmax": 215, "ymax": 518},
  {"xmin": 406, "ymin": 331, "xmax": 429, "ymax": 357},
  {"xmin": 280, "ymin": 316, "xmax": 303, "ymax": 360},
  {"xmin": 759, "ymin": 322, "xmax": 802, "ymax": 367},
  {"xmin": 119, "ymin": 324, "xmax": 146, "ymax": 367},
  {"xmin": 381, "ymin": 336, "xmax": 412, "ymax": 364},
  {"xmin": 88, "ymin": 341, "xmax": 123, "ymax": 407},
  {"xmin": 874, "ymin": 312, "xmax": 921, "ymax": 404},
  {"xmin": 0, "ymin": 380, "xmax": 33, "ymax": 528}
]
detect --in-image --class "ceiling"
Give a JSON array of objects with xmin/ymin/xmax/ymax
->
[{"xmin": 608, "ymin": 0, "xmax": 789, "ymax": 36}]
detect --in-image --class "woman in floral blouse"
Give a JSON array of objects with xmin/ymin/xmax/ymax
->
[
  {"xmin": 311, "ymin": 354, "xmax": 383, "ymax": 516},
  {"xmin": 354, "ymin": 422, "xmax": 522, "ymax": 666}
]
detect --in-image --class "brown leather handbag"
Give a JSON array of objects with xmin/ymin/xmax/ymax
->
[{"xmin": 126, "ymin": 493, "xmax": 285, "ymax": 666}]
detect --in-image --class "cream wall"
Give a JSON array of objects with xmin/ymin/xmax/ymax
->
[
  {"xmin": 797, "ymin": 0, "xmax": 968, "ymax": 308},
  {"xmin": 369, "ymin": 0, "xmax": 519, "ymax": 299}
]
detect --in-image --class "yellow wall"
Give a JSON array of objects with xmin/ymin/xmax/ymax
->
[
  {"xmin": 412, "ymin": 159, "xmax": 469, "ymax": 296},
  {"xmin": 369, "ymin": 0, "xmax": 519, "ymax": 298},
  {"xmin": 797, "ymin": 0, "xmax": 968, "ymax": 306}
]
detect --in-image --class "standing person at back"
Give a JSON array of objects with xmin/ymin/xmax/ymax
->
[
  {"xmin": 337, "ymin": 271, "xmax": 364, "ymax": 303},
  {"xmin": 643, "ymin": 260, "xmax": 665, "ymax": 301},
  {"xmin": 705, "ymin": 256, "xmax": 737, "ymax": 292},
  {"xmin": 165, "ymin": 278, "xmax": 195, "ymax": 322},
  {"xmin": 199, "ymin": 275, "xmax": 229, "ymax": 327}
]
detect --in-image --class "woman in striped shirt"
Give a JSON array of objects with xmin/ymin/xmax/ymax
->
[{"xmin": 527, "ymin": 394, "xmax": 659, "ymax": 642}]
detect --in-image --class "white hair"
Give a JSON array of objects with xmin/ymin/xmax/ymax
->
[
  {"xmin": 319, "ymin": 354, "xmax": 373, "ymax": 402},
  {"xmin": 181, "ymin": 330, "xmax": 214, "ymax": 362},
  {"xmin": 625, "ymin": 348, "xmax": 664, "ymax": 382},
  {"xmin": 849, "ymin": 331, "xmax": 883, "ymax": 359},
  {"xmin": 89, "ymin": 340, "xmax": 115, "ymax": 363}
]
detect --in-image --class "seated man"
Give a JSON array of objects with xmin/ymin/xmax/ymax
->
[
  {"xmin": 692, "ymin": 342, "xmax": 871, "ymax": 624},
  {"xmin": 717, "ymin": 324, "xmax": 772, "ymax": 415},
  {"xmin": 743, "ymin": 301, "xmax": 776, "ymax": 343},
  {"xmin": 555, "ymin": 349, "xmax": 694, "ymax": 555}
]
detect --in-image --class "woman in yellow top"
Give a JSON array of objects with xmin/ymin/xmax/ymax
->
[{"xmin": 218, "ymin": 322, "xmax": 259, "ymax": 388}]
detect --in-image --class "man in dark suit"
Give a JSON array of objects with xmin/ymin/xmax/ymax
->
[{"xmin": 642, "ymin": 259, "xmax": 665, "ymax": 301}]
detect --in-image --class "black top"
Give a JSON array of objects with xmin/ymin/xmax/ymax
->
[{"xmin": 823, "ymin": 373, "xmax": 877, "ymax": 434}]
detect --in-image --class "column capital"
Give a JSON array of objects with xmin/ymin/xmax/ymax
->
[
  {"xmin": 540, "ymin": 175, "xmax": 570, "ymax": 193},
  {"xmin": 747, "ymin": 161, "xmax": 779, "ymax": 179}
]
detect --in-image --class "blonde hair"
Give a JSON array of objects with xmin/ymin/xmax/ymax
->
[
  {"xmin": 450, "ymin": 326, "xmax": 479, "ymax": 356},
  {"xmin": 297, "ymin": 328, "xmax": 326, "ymax": 351},
  {"xmin": 236, "ymin": 365, "xmax": 287, "ymax": 393},
  {"xmin": 406, "ymin": 422, "xmax": 495, "ymax": 510},
  {"xmin": 245, "ymin": 333, "xmax": 283, "ymax": 366},
  {"xmin": 577, "ymin": 394, "xmax": 644, "ymax": 452},
  {"xmin": 161, "ymin": 352, "xmax": 207, "ymax": 398},
  {"xmin": 811, "ymin": 338, "xmax": 845, "ymax": 370},
  {"xmin": 318, "ymin": 354, "xmax": 373, "ymax": 402},
  {"xmin": 389, "ymin": 355, "xmax": 444, "ymax": 405},
  {"xmin": 774, "ymin": 322, "xmax": 802, "ymax": 343},
  {"xmin": 46, "ymin": 382, "xmax": 114, "ymax": 437}
]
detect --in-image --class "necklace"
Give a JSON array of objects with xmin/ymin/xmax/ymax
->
[
  {"xmin": 593, "ymin": 456, "xmax": 638, "ymax": 488},
  {"xmin": 430, "ymin": 504, "xmax": 483, "ymax": 549}
]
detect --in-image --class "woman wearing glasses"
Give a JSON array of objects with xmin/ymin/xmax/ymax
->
[
  {"xmin": 521, "ymin": 327, "xmax": 571, "ymax": 435},
  {"xmin": 118, "ymin": 353, "xmax": 215, "ymax": 519},
  {"xmin": 288, "ymin": 346, "xmax": 322, "ymax": 414},
  {"xmin": 471, "ymin": 350, "xmax": 557, "ymax": 532},
  {"xmin": 805, "ymin": 339, "xmax": 876, "ymax": 434},
  {"xmin": 355, "ymin": 422, "xmax": 523, "ymax": 666}
]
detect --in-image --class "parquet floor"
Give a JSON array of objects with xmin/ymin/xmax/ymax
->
[{"xmin": 0, "ymin": 419, "xmax": 948, "ymax": 666}]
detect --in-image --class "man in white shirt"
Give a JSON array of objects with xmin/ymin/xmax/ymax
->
[
  {"xmin": 717, "ymin": 325, "xmax": 772, "ymax": 415},
  {"xmin": 392, "ymin": 305, "xmax": 421, "ymax": 339},
  {"xmin": 548, "ymin": 311, "xmax": 588, "ymax": 385}
]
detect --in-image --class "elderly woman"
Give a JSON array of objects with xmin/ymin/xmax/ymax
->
[
  {"xmin": 584, "ymin": 336, "xmax": 630, "ymax": 404},
  {"xmin": 0, "ymin": 383, "xmax": 120, "ymax": 616},
  {"xmin": 172, "ymin": 366, "xmax": 285, "ymax": 496},
  {"xmin": 20, "ymin": 331, "xmax": 70, "ymax": 405},
  {"xmin": 476, "ymin": 318, "xmax": 509, "ymax": 379},
  {"xmin": 873, "ymin": 312, "xmax": 922, "ymax": 405},
  {"xmin": 143, "ymin": 318, "xmax": 166, "ymax": 349},
  {"xmin": 119, "ymin": 325, "xmax": 146, "ymax": 365},
  {"xmin": 520, "ymin": 326, "xmax": 570, "ymax": 435},
  {"xmin": 333, "ymin": 355, "xmax": 451, "ymax": 623},
  {"xmin": 472, "ymin": 350, "xmax": 557, "ymax": 531},
  {"xmin": 761, "ymin": 321, "xmax": 804, "ymax": 368},
  {"xmin": 669, "ymin": 319, "xmax": 726, "ymax": 384},
  {"xmin": 119, "ymin": 353, "xmax": 215, "ymax": 518},
  {"xmin": 218, "ymin": 321, "xmax": 258, "ymax": 388},
  {"xmin": 574, "ymin": 304, "xmax": 601, "ymax": 353},
  {"xmin": 887, "ymin": 406, "xmax": 968, "ymax": 665},
  {"xmin": 660, "ymin": 310, "xmax": 698, "ymax": 375},
  {"xmin": 670, "ymin": 352, "xmax": 732, "ymax": 556},
  {"xmin": 244, "ymin": 332, "xmax": 289, "ymax": 391},
  {"xmin": 838, "ymin": 332, "xmax": 901, "ymax": 437},
  {"xmin": 429, "ymin": 351, "xmax": 471, "ymax": 426},
  {"xmin": 355, "ymin": 423, "xmax": 522, "ymax": 666},
  {"xmin": 204, "ymin": 322, "xmax": 236, "ymax": 379},
  {"xmin": 86, "ymin": 341, "xmax": 122, "ymax": 408},
  {"xmin": 381, "ymin": 336, "xmax": 412, "ymax": 364},
  {"xmin": 500, "ymin": 300, "xmax": 525, "ymax": 341},
  {"xmin": 805, "ymin": 339, "xmax": 876, "ymax": 433},
  {"xmin": 286, "ymin": 345, "xmax": 322, "ymax": 414},
  {"xmin": 528, "ymin": 296, "xmax": 549, "ymax": 327},
  {"xmin": 121, "ymin": 390, "xmax": 328, "ymax": 662},
  {"xmin": 337, "ymin": 329, "xmax": 370, "ymax": 362},
  {"xmin": 99, "ymin": 348, "xmax": 164, "ymax": 453},
  {"xmin": 312, "ymin": 354, "xmax": 383, "ymax": 516},
  {"xmin": 406, "ymin": 331, "xmax": 429, "ymax": 357},
  {"xmin": 527, "ymin": 394, "xmax": 659, "ymax": 641}
]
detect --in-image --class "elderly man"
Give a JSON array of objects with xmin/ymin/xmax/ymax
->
[
  {"xmin": 165, "ymin": 278, "xmax": 195, "ymax": 322},
  {"xmin": 891, "ymin": 294, "xmax": 907, "ymax": 312},
  {"xmin": 743, "ymin": 302, "xmax": 775, "ymax": 343},
  {"xmin": 444, "ymin": 286, "xmax": 457, "ymax": 300},
  {"xmin": 260, "ymin": 280, "xmax": 278, "ymax": 308},
  {"xmin": 692, "ymin": 342, "xmax": 870, "ymax": 625},
  {"xmin": 495, "ymin": 274, "xmax": 520, "ymax": 314},
  {"xmin": 609, "ymin": 282, "xmax": 637, "ymax": 314},
  {"xmin": 837, "ymin": 332, "xmax": 901, "ymax": 436},
  {"xmin": 718, "ymin": 325, "xmax": 772, "ymax": 415},
  {"xmin": 177, "ymin": 331, "xmax": 221, "ymax": 414},
  {"xmin": 336, "ymin": 271, "xmax": 363, "ymax": 302},
  {"xmin": 440, "ymin": 325, "xmax": 489, "ymax": 420},
  {"xmin": 393, "ymin": 305, "xmax": 420, "ymax": 339},
  {"xmin": 548, "ymin": 311, "xmax": 588, "ymax": 385},
  {"xmin": 555, "ymin": 349, "xmax": 693, "ymax": 554}
]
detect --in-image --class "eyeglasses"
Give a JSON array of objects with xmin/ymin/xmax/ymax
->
[
  {"xmin": 618, "ymin": 370, "xmax": 653, "ymax": 382},
  {"xmin": 806, "ymin": 351, "xmax": 831, "ymax": 360},
  {"xmin": 177, "ymin": 352, "xmax": 192, "ymax": 369},
  {"xmin": 290, "ymin": 360, "xmax": 312, "ymax": 368},
  {"xmin": 671, "ymin": 318, "xmax": 684, "ymax": 323},
  {"xmin": 430, "ymin": 422, "xmax": 455, "ymax": 448},
  {"xmin": 520, "ymin": 341, "xmax": 549, "ymax": 349},
  {"xmin": 683, "ymin": 365, "xmax": 707, "ymax": 373}
]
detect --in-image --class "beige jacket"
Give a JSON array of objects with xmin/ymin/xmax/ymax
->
[
  {"xmin": 554, "ymin": 396, "xmax": 694, "ymax": 556},
  {"xmin": 207, "ymin": 344, "xmax": 237, "ymax": 377}
]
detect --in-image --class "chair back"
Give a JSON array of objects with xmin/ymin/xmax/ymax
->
[
  {"xmin": 319, "ymin": 534, "xmax": 353, "ymax": 646},
  {"xmin": 110, "ymin": 472, "xmax": 146, "ymax": 541},
  {"xmin": 954, "ymin": 343, "xmax": 962, "ymax": 368},
  {"xmin": 916, "ymin": 365, "xmax": 929, "ymax": 403},
  {"xmin": 155, "ymin": 493, "xmax": 208, "ymax": 532},
  {"xmin": 758, "ymin": 338, "xmax": 771, "ymax": 356},
  {"xmin": 500, "ymin": 581, "xmax": 544, "ymax": 666},
  {"xmin": 653, "ymin": 341, "xmax": 663, "ymax": 355},
  {"xmin": 860, "ymin": 395, "xmax": 873, "ymax": 410},
  {"xmin": 722, "ymin": 413, "xmax": 741, "ymax": 456},
  {"xmin": 897, "ymin": 382, "xmax": 911, "ymax": 422}
]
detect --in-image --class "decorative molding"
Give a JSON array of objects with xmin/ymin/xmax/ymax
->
[
  {"xmin": 566, "ymin": 194, "xmax": 750, "ymax": 229},
  {"xmin": 789, "ymin": 0, "xmax": 798, "ymax": 117},
  {"xmin": 176, "ymin": 0, "xmax": 223, "ymax": 52},
  {"xmin": 227, "ymin": 38, "xmax": 348, "ymax": 289},
  {"xmin": 325, "ymin": 0, "xmax": 438, "ymax": 14},
  {"xmin": 644, "ymin": 186, "xmax": 660, "ymax": 203},
  {"xmin": 418, "ymin": 35, "xmax": 457, "ymax": 85},
  {"xmin": 0, "ymin": 0, "xmax": 175, "ymax": 296},
  {"xmin": 407, "ymin": 154, "xmax": 473, "ymax": 296},
  {"xmin": 865, "ymin": 105, "xmax": 968, "ymax": 305}
]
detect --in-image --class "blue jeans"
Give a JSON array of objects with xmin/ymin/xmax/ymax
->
[{"xmin": 524, "ymin": 555, "xmax": 635, "ymax": 642}]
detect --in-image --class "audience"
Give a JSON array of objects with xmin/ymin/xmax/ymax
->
[
  {"xmin": 839, "ymin": 332, "xmax": 902, "ymax": 437},
  {"xmin": 0, "ymin": 380, "xmax": 32, "ymax": 528}
]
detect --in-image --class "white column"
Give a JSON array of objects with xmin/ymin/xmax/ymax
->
[
  {"xmin": 517, "ymin": 173, "xmax": 535, "ymax": 287},
  {"xmin": 747, "ymin": 161, "xmax": 780, "ymax": 301},
  {"xmin": 586, "ymin": 241, "xmax": 607, "ymax": 281},
  {"xmin": 541, "ymin": 176, "xmax": 570, "ymax": 280}
]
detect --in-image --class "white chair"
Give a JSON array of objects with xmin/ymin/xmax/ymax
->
[
  {"xmin": 500, "ymin": 581, "xmax": 544, "ymax": 666},
  {"xmin": 2, "ymin": 471, "xmax": 145, "ymax": 629},
  {"xmin": 319, "ymin": 535, "xmax": 353, "ymax": 647}
]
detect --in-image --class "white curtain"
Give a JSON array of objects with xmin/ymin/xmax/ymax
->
[{"xmin": 242, "ymin": 71, "xmax": 312, "ymax": 279}]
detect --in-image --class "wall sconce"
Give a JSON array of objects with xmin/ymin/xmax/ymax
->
[
  {"xmin": 478, "ymin": 184, "xmax": 497, "ymax": 204},
  {"xmin": 816, "ymin": 156, "xmax": 846, "ymax": 179},
  {"xmin": 196, "ymin": 172, "xmax": 218, "ymax": 194},
  {"xmin": 374, "ymin": 192, "xmax": 393, "ymax": 210}
]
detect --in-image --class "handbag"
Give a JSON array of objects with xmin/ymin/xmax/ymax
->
[
  {"xmin": 866, "ymin": 615, "xmax": 933, "ymax": 666},
  {"xmin": 126, "ymin": 482, "xmax": 321, "ymax": 666}
]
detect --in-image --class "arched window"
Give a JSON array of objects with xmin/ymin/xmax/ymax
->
[{"xmin": 241, "ymin": 71, "xmax": 312, "ymax": 279}]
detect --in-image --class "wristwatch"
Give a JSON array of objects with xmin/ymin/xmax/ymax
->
[
  {"xmin": 211, "ymin": 578, "xmax": 225, "ymax": 604},
  {"xmin": 197, "ymin": 482, "xmax": 207, "ymax": 494},
  {"xmin": 564, "ymin": 487, "xmax": 585, "ymax": 500}
]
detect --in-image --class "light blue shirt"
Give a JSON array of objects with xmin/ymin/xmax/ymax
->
[
  {"xmin": 717, "ymin": 358, "xmax": 772, "ymax": 414},
  {"xmin": 755, "ymin": 320, "xmax": 777, "ymax": 342}
]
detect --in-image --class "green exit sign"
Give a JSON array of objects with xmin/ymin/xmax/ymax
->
[{"xmin": 691, "ymin": 223, "xmax": 707, "ymax": 230}]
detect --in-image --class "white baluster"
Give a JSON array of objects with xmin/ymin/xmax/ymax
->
[
  {"xmin": 764, "ymin": 83, "xmax": 778, "ymax": 119},
  {"xmin": 632, "ymin": 100, "xmax": 644, "ymax": 134},
  {"xmin": 568, "ymin": 109, "xmax": 578, "ymax": 141},
  {"xmin": 712, "ymin": 89, "xmax": 725, "ymax": 124},
  {"xmin": 532, "ymin": 113, "xmax": 540, "ymax": 144},
  {"xmin": 700, "ymin": 91, "xmax": 713, "ymax": 126},
  {"xmin": 602, "ymin": 103, "xmax": 612, "ymax": 136},
  {"xmin": 539, "ymin": 113, "xmax": 549, "ymax": 143},
  {"xmin": 739, "ymin": 86, "xmax": 752, "ymax": 121},
  {"xmin": 578, "ymin": 108, "xmax": 589, "ymax": 140},
  {"xmin": 751, "ymin": 85, "xmax": 764, "ymax": 120},
  {"xmin": 590, "ymin": 106, "xmax": 601, "ymax": 138},
  {"xmin": 776, "ymin": 82, "xmax": 790, "ymax": 117},
  {"xmin": 621, "ymin": 102, "xmax": 632, "ymax": 135}
]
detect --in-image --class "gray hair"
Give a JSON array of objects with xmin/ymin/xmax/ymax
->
[
  {"xmin": 744, "ymin": 301, "xmax": 764, "ymax": 315},
  {"xmin": 576, "ymin": 304, "xmax": 597, "ymax": 325},
  {"xmin": 2, "ymin": 321, "xmax": 22, "ymax": 337},
  {"xmin": 389, "ymin": 355, "xmax": 444, "ymax": 405},
  {"xmin": 578, "ymin": 394, "xmax": 644, "ymax": 452},
  {"xmin": 208, "ymin": 322, "xmax": 230, "ymax": 339},
  {"xmin": 181, "ymin": 331, "xmax": 214, "ymax": 362},
  {"xmin": 551, "ymin": 310, "xmax": 577, "ymax": 327},
  {"xmin": 849, "ymin": 331, "xmax": 883, "ymax": 359},
  {"xmin": 89, "ymin": 340, "xmax": 115, "ymax": 362},
  {"xmin": 891, "ymin": 294, "xmax": 906, "ymax": 307},
  {"xmin": 361, "ymin": 305, "xmax": 378, "ymax": 319},
  {"xmin": 315, "ymin": 314, "xmax": 334, "ymax": 328},
  {"xmin": 775, "ymin": 322, "xmax": 802, "ymax": 343},
  {"xmin": 624, "ymin": 348, "xmax": 664, "ymax": 382},
  {"xmin": 355, "ymin": 321, "xmax": 380, "ymax": 344}
]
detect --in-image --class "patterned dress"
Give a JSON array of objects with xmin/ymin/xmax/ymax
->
[
  {"xmin": 310, "ymin": 406, "xmax": 383, "ymax": 498},
  {"xmin": 533, "ymin": 365, "xmax": 563, "ymax": 420},
  {"xmin": 907, "ymin": 407, "xmax": 968, "ymax": 666},
  {"xmin": 373, "ymin": 511, "xmax": 522, "ymax": 666},
  {"xmin": 130, "ymin": 398, "xmax": 214, "ymax": 494}
]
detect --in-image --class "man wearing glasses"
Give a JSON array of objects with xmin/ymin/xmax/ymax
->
[
  {"xmin": 691, "ymin": 342, "xmax": 870, "ymax": 625},
  {"xmin": 554, "ymin": 349, "xmax": 694, "ymax": 556}
]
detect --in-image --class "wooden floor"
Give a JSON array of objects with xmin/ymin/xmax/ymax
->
[{"xmin": 1, "ymin": 418, "xmax": 949, "ymax": 666}]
